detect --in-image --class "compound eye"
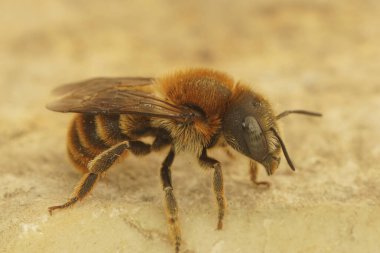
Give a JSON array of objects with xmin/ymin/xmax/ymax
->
[{"xmin": 242, "ymin": 117, "xmax": 261, "ymax": 135}]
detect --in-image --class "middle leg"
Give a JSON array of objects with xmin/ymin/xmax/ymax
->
[{"xmin": 160, "ymin": 148, "xmax": 181, "ymax": 253}]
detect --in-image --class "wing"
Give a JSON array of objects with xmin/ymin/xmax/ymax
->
[
  {"xmin": 47, "ymin": 77, "xmax": 198, "ymax": 122},
  {"xmin": 50, "ymin": 77, "xmax": 155, "ymax": 96}
]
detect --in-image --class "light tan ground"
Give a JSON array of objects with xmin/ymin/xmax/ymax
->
[{"xmin": 1, "ymin": 1, "xmax": 380, "ymax": 253}]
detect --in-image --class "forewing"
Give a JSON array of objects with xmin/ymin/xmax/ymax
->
[
  {"xmin": 51, "ymin": 77, "xmax": 155, "ymax": 96},
  {"xmin": 47, "ymin": 77, "xmax": 195, "ymax": 121}
]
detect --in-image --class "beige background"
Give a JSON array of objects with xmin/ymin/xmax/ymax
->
[{"xmin": 1, "ymin": 1, "xmax": 380, "ymax": 252}]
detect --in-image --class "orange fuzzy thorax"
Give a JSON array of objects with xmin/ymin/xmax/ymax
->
[{"xmin": 159, "ymin": 69, "xmax": 235, "ymax": 147}]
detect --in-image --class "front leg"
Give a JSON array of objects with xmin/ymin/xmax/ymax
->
[
  {"xmin": 198, "ymin": 149, "xmax": 226, "ymax": 230},
  {"xmin": 249, "ymin": 160, "xmax": 271, "ymax": 188},
  {"xmin": 160, "ymin": 148, "xmax": 181, "ymax": 253}
]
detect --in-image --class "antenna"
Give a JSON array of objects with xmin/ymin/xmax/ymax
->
[
  {"xmin": 270, "ymin": 127, "xmax": 296, "ymax": 171},
  {"xmin": 276, "ymin": 110, "xmax": 322, "ymax": 120}
]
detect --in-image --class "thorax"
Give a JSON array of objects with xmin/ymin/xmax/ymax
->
[{"xmin": 153, "ymin": 69, "xmax": 235, "ymax": 156}]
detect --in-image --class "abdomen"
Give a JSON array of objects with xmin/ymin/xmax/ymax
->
[{"xmin": 67, "ymin": 114, "xmax": 128, "ymax": 173}]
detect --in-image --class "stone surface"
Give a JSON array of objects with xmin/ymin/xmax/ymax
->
[{"xmin": 1, "ymin": 1, "xmax": 379, "ymax": 252}]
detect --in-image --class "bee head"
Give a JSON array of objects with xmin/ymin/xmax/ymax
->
[
  {"xmin": 222, "ymin": 87, "xmax": 322, "ymax": 175},
  {"xmin": 222, "ymin": 89, "xmax": 283, "ymax": 175},
  {"xmin": 240, "ymin": 116, "xmax": 283, "ymax": 175}
]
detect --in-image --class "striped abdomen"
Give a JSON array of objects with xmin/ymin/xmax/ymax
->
[{"xmin": 67, "ymin": 114, "xmax": 129, "ymax": 173}]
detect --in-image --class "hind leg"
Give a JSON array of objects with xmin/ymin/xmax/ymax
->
[{"xmin": 49, "ymin": 140, "xmax": 151, "ymax": 214}]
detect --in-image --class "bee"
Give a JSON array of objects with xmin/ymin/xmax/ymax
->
[{"xmin": 47, "ymin": 68, "xmax": 321, "ymax": 252}]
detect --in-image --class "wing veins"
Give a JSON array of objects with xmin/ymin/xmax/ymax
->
[{"xmin": 47, "ymin": 77, "xmax": 198, "ymax": 122}]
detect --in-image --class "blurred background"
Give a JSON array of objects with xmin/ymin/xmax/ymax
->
[{"xmin": 1, "ymin": 0, "xmax": 379, "ymax": 252}]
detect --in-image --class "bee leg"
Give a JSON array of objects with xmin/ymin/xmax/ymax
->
[
  {"xmin": 224, "ymin": 148, "xmax": 235, "ymax": 159},
  {"xmin": 219, "ymin": 142, "xmax": 235, "ymax": 159},
  {"xmin": 160, "ymin": 148, "xmax": 181, "ymax": 253},
  {"xmin": 128, "ymin": 140, "xmax": 151, "ymax": 156},
  {"xmin": 152, "ymin": 131, "xmax": 172, "ymax": 151},
  {"xmin": 249, "ymin": 160, "xmax": 271, "ymax": 188},
  {"xmin": 48, "ymin": 141, "xmax": 131, "ymax": 215},
  {"xmin": 199, "ymin": 149, "xmax": 226, "ymax": 230}
]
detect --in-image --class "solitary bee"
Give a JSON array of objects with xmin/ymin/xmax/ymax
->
[{"xmin": 47, "ymin": 68, "xmax": 321, "ymax": 252}]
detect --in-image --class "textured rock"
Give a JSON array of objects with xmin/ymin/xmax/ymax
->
[{"xmin": 1, "ymin": 1, "xmax": 379, "ymax": 252}]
